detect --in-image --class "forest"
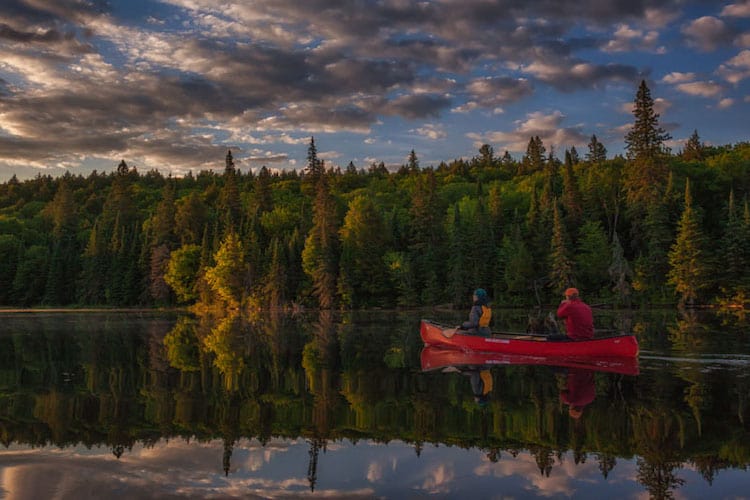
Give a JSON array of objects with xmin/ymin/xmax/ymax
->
[{"xmin": 0, "ymin": 81, "xmax": 749, "ymax": 310}]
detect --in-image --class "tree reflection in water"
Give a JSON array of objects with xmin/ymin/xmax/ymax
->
[{"xmin": 0, "ymin": 309, "xmax": 748, "ymax": 498}]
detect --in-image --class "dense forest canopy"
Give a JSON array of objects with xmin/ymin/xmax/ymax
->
[{"xmin": 0, "ymin": 81, "xmax": 749, "ymax": 309}]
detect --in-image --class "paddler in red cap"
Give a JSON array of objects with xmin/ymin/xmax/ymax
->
[{"xmin": 556, "ymin": 288, "xmax": 594, "ymax": 340}]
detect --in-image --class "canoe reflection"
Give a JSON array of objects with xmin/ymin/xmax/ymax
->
[{"xmin": 420, "ymin": 345, "xmax": 639, "ymax": 375}]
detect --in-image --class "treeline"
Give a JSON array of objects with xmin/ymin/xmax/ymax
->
[{"xmin": 1, "ymin": 80, "xmax": 749, "ymax": 309}]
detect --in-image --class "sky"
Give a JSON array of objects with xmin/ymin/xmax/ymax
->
[{"xmin": 0, "ymin": 0, "xmax": 749, "ymax": 181}]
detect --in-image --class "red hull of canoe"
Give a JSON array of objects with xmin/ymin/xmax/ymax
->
[
  {"xmin": 420, "ymin": 345, "xmax": 639, "ymax": 375},
  {"xmin": 420, "ymin": 319, "xmax": 639, "ymax": 358}
]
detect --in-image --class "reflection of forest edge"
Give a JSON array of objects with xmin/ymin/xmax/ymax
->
[{"xmin": 0, "ymin": 310, "xmax": 749, "ymax": 496}]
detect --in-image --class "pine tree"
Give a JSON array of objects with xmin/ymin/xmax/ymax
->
[
  {"xmin": 44, "ymin": 181, "xmax": 80, "ymax": 305},
  {"xmin": 407, "ymin": 150, "xmax": 419, "ymax": 173},
  {"xmin": 575, "ymin": 221, "xmax": 610, "ymax": 296},
  {"xmin": 624, "ymin": 80, "xmax": 671, "ymax": 207},
  {"xmin": 337, "ymin": 195, "xmax": 390, "ymax": 308},
  {"xmin": 265, "ymin": 237, "xmax": 287, "ymax": 309},
  {"xmin": 586, "ymin": 134, "xmax": 607, "ymax": 164},
  {"xmin": 682, "ymin": 130, "xmax": 704, "ymax": 161},
  {"xmin": 562, "ymin": 150, "xmax": 583, "ymax": 230},
  {"xmin": 175, "ymin": 192, "xmax": 209, "ymax": 245},
  {"xmin": 668, "ymin": 179, "xmax": 708, "ymax": 306},
  {"xmin": 305, "ymin": 137, "xmax": 324, "ymax": 181},
  {"xmin": 521, "ymin": 136, "xmax": 545, "ymax": 174},
  {"xmin": 225, "ymin": 149, "xmax": 236, "ymax": 175},
  {"xmin": 718, "ymin": 190, "xmax": 746, "ymax": 297},
  {"xmin": 302, "ymin": 173, "xmax": 339, "ymax": 308},
  {"xmin": 608, "ymin": 231, "xmax": 633, "ymax": 306},
  {"xmin": 447, "ymin": 204, "xmax": 471, "ymax": 306},
  {"xmin": 497, "ymin": 222, "xmax": 534, "ymax": 302},
  {"xmin": 409, "ymin": 169, "xmax": 445, "ymax": 304},
  {"xmin": 548, "ymin": 202, "xmax": 575, "ymax": 296}
]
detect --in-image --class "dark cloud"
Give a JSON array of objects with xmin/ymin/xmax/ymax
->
[
  {"xmin": 0, "ymin": 23, "xmax": 65, "ymax": 43},
  {"xmin": 385, "ymin": 94, "xmax": 453, "ymax": 119}
]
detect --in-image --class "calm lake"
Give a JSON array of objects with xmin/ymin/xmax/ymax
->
[{"xmin": 0, "ymin": 309, "xmax": 748, "ymax": 499}]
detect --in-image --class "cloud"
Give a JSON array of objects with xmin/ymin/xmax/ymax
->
[
  {"xmin": 603, "ymin": 24, "xmax": 661, "ymax": 53},
  {"xmin": 675, "ymin": 81, "xmax": 724, "ymax": 97},
  {"xmin": 522, "ymin": 59, "xmax": 640, "ymax": 91},
  {"xmin": 412, "ymin": 124, "xmax": 447, "ymax": 140},
  {"xmin": 464, "ymin": 77, "xmax": 533, "ymax": 107},
  {"xmin": 718, "ymin": 50, "xmax": 750, "ymax": 83},
  {"xmin": 718, "ymin": 97, "xmax": 735, "ymax": 108},
  {"xmin": 467, "ymin": 110, "xmax": 588, "ymax": 153},
  {"xmin": 661, "ymin": 72, "xmax": 697, "ymax": 84},
  {"xmin": 720, "ymin": 2, "xmax": 750, "ymax": 18},
  {"xmin": 682, "ymin": 16, "xmax": 734, "ymax": 51}
]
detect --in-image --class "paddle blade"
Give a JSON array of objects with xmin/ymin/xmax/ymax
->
[{"xmin": 442, "ymin": 328, "xmax": 457, "ymax": 338}]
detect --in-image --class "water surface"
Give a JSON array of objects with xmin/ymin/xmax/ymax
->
[{"xmin": 0, "ymin": 309, "xmax": 748, "ymax": 498}]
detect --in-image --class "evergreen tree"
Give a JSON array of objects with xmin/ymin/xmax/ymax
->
[
  {"xmin": 302, "ymin": 173, "xmax": 339, "ymax": 308},
  {"xmin": 175, "ymin": 192, "xmax": 209, "ymax": 245},
  {"xmin": 0, "ymin": 234, "xmax": 21, "ymax": 304},
  {"xmin": 218, "ymin": 167, "xmax": 241, "ymax": 233},
  {"xmin": 624, "ymin": 80, "xmax": 671, "ymax": 207},
  {"xmin": 44, "ymin": 181, "xmax": 80, "ymax": 305},
  {"xmin": 407, "ymin": 150, "xmax": 419, "ymax": 173},
  {"xmin": 497, "ymin": 221, "xmax": 534, "ymax": 303},
  {"xmin": 562, "ymin": 150, "xmax": 583, "ymax": 231},
  {"xmin": 718, "ymin": 190, "xmax": 747, "ymax": 298},
  {"xmin": 447, "ymin": 203, "xmax": 471, "ymax": 306},
  {"xmin": 337, "ymin": 195, "xmax": 391, "ymax": 308},
  {"xmin": 265, "ymin": 237, "xmax": 287, "ymax": 309},
  {"xmin": 521, "ymin": 136, "xmax": 545, "ymax": 174},
  {"xmin": 13, "ymin": 245, "xmax": 49, "ymax": 306},
  {"xmin": 586, "ymin": 134, "xmax": 607, "ymax": 164},
  {"xmin": 305, "ymin": 137, "xmax": 324, "ymax": 181},
  {"xmin": 575, "ymin": 221, "xmax": 610, "ymax": 296},
  {"xmin": 225, "ymin": 149, "xmax": 236, "ymax": 175},
  {"xmin": 409, "ymin": 169, "xmax": 445, "ymax": 305},
  {"xmin": 668, "ymin": 179, "xmax": 708, "ymax": 306},
  {"xmin": 548, "ymin": 202, "xmax": 575, "ymax": 296},
  {"xmin": 608, "ymin": 231, "xmax": 633, "ymax": 306},
  {"xmin": 682, "ymin": 130, "xmax": 704, "ymax": 161},
  {"xmin": 478, "ymin": 144, "xmax": 494, "ymax": 167}
]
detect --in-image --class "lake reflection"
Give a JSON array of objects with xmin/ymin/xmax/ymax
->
[{"xmin": 0, "ymin": 309, "xmax": 749, "ymax": 499}]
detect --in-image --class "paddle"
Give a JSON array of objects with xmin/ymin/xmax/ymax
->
[{"xmin": 441, "ymin": 327, "xmax": 459, "ymax": 338}]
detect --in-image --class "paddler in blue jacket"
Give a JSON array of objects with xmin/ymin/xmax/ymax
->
[{"xmin": 457, "ymin": 288, "xmax": 492, "ymax": 337}]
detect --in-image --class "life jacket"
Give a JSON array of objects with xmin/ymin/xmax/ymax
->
[{"xmin": 479, "ymin": 305, "xmax": 492, "ymax": 328}]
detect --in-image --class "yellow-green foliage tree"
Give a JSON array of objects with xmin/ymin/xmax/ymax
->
[{"xmin": 204, "ymin": 232, "xmax": 247, "ymax": 309}]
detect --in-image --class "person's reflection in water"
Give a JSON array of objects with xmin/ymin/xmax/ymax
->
[
  {"xmin": 443, "ymin": 365, "xmax": 493, "ymax": 407},
  {"xmin": 558, "ymin": 368, "xmax": 595, "ymax": 420}
]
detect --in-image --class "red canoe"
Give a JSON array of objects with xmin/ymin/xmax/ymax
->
[
  {"xmin": 420, "ymin": 319, "xmax": 639, "ymax": 358},
  {"xmin": 420, "ymin": 345, "xmax": 639, "ymax": 375}
]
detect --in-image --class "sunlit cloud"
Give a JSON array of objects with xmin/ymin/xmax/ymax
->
[{"xmin": 675, "ymin": 81, "xmax": 724, "ymax": 97}]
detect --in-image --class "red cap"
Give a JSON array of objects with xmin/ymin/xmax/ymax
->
[{"xmin": 564, "ymin": 287, "xmax": 579, "ymax": 298}]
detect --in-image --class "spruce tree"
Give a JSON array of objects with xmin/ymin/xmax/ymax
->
[
  {"xmin": 668, "ymin": 179, "xmax": 708, "ymax": 306},
  {"xmin": 302, "ymin": 173, "xmax": 339, "ymax": 308},
  {"xmin": 586, "ymin": 134, "xmax": 607, "ymax": 164},
  {"xmin": 682, "ymin": 130, "xmax": 704, "ymax": 161},
  {"xmin": 624, "ymin": 80, "xmax": 671, "ymax": 207},
  {"xmin": 548, "ymin": 202, "xmax": 575, "ymax": 296},
  {"xmin": 718, "ymin": 190, "xmax": 747, "ymax": 299}
]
